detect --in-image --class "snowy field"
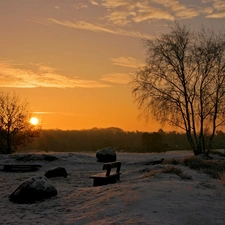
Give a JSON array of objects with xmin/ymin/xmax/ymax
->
[{"xmin": 0, "ymin": 151, "xmax": 225, "ymax": 225}]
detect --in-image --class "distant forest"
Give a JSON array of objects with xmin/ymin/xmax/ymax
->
[{"xmin": 19, "ymin": 127, "xmax": 225, "ymax": 153}]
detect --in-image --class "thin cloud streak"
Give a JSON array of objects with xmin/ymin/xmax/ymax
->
[
  {"xmin": 111, "ymin": 56, "xmax": 145, "ymax": 68},
  {"xmin": 39, "ymin": 18, "xmax": 153, "ymax": 39},
  {"xmin": 33, "ymin": 111, "xmax": 85, "ymax": 116},
  {"xmin": 33, "ymin": 112, "xmax": 56, "ymax": 115},
  {"xmin": 0, "ymin": 61, "xmax": 110, "ymax": 88},
  {"xmin": 101, "ymin": 73, "xmax": 132, "ymax": 85}
]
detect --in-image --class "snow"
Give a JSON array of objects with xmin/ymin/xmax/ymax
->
[{"xmin": 0, "ymin": 151, "xmax": 225, "ymax": 225}]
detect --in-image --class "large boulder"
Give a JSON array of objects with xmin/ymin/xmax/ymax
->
[
  {"xmin": 96, "ymin": 147, "xmax": 117, "ymax": 162},
  {"xmin": 9, "ymin": 176, "xmax": 57, "ymax": 204},
  {"xmin": 45, "ymin": 167, "xmax": 68, "ymax": 178}
]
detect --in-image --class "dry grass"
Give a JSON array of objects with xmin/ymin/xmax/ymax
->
[
  {"xmin": 161, "ymin": 166, "xmax": 192, "ymax": 179},
  {"xmin": 164, "ymin": 155, "xmax": 225, "ymax": 179},
  {"xmin": 144, "ymin": 166, "xmax": 192, "ymax": 180},
  {"xmin": 143, "ymin": 170, "xmax": 158, "ymax": 178}
]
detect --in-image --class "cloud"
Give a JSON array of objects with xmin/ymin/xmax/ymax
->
[
  {"xmin": 104, "ymin": 11, "xmax": 135, "ymax": 26},
  {"xmin": 133, "ymin": 7, "xmax": 174, "ymax": 23},
  {"xmin": 100, "ymin": 0, "xmax": 200, "ymax": 26},
  {"xmin": 207, "ymin": 11, "xmax": 225, "ymax": 18},
  {"xmin": 164, "ymin": 1, "xmax": 198, "ymax": 18},
  {"xmin": 73, "ymin": 3, "xmax": 88, "ymax": 9},
  {"xmin": 43, "ymin": 18, "xmax": 153, "ymax": 38},
  {"xmin": 205, "ymin": 0, "xmax": 225, "ymax": 18},
  {"xmin": 101, "ymin": 0, "xmax": 129, "ymax": 8},
  {"xmin": 89, "ymin": 0, "xmax": 99, "ymax": 6},
  {"xmin": 212, "ymin": 0, "xmax": 225, "ymax": 10},
  {"xmin": 101, "ymin": 73, "xmax": 132, "ymax": 84},
  {"xmin": 151, "ymin": 0, "xmax": 199, "ymax": 18},
  {"xmin": 103, "ymin": 1, "xmax": 174, "ymax": 25},
  {"xmin": 201, "ymin": 7, "xmax": 214, "ymax": 15},
  {"xmin": 0, "ymin": 61, "xmax": 110, "ymax": 88},
  {"xmin": 111, "ymin": 56, "xmax": 144, "ymax": 68}
]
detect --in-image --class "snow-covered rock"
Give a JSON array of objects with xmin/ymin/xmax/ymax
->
[
  {"xmin": 45, "ymin": 167, "xmax": 68, "ymax": 178},
  {"xmin": 9, "ymin": 176, "xmax": 57, "ymax": 204},
  {"xmin": 96, "ymin": 147, "xmax": 117, "ymax": 162}
]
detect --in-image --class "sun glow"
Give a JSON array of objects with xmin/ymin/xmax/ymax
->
[{"xmin": 30, "ymin": 117, "xmax": 39, "ymax": 125}]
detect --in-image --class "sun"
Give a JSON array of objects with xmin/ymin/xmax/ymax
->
[{"xmin": 30, "ymin": 117, "xmax": 39, "ymax": 125}]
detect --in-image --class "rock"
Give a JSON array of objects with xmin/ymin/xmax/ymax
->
[
  {"xmin": 96, "ymin": 147, "xmax": 117, "ymax": 162},
  {"xmin": 45, "ymin": 167, "xmax": 68, "ymax": 178},
  {"xmin": 9, "ymin": 176, "xmax": 57, "ymax": 204}
]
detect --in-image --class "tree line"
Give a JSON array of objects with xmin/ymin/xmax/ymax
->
[{"xmin": 19, "ymin": 127, "xmax": 225, "ymax": 153}]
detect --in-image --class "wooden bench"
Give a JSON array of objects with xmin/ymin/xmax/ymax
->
[
  {"xmin": 90, "ymin": 161, "xmax": 121, "ymax": 187},
  {"xmin": 0, "ymin": 163, "xmax": 42, "ymax": 172}
]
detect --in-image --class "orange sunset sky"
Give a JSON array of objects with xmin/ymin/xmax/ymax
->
[{"xmin": 1, "ymin": 0, "xmax": 225, "ymax": 131}]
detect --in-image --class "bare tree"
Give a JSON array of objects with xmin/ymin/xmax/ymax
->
[
  {"xmin": 132, "ymin": 23, "xmax": 225, "ymax": 156},
  {"xmin": 0, "ymin": 92, "xmax": 40, "ymax": 154}
]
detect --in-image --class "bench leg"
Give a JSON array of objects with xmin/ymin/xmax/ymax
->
[
  {"xmin": 93, "ymin": 175, "xmax": 120, "ymax": 186},
  {"xmin": 93, "ymin": 178, "xmax": 108, "ymax": 187},
  {"xmin": 107, "ymin": 176, "xmax": 119, "ymax": 184}
]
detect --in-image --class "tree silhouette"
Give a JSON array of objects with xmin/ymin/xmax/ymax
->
[
  {"xmin": 0, "ymin": 92, "xmax": 40, "ymax": 154},
  {"xmin": 132, "ymin": 23, "xmax": 225, "ymax": 156}
]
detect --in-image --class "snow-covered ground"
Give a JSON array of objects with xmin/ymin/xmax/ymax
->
[{"xmin": 0, "ymin": 151, "xmax": 225, "ymax": 225}]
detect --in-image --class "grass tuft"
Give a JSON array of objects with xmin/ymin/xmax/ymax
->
[
  {"xmin": 144, "ymin": 166, "xmax": 192, "ymax": 180},
  {"xmin": 166, "ymin": 156, "xmax": 225, "ymax": 179},
  {"xmin": 162, "ymin": 166, "xmax": 192, "ymax": 180}
]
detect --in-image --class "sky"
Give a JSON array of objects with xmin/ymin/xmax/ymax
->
[{"xmin": 1, "ymin": 0, "xmax": 225, "ymax": 132}]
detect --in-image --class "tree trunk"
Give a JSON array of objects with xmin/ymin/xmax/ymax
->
[{"xmin": 6, "ymin": 132, "xmax": 12, "ymax": 154}]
